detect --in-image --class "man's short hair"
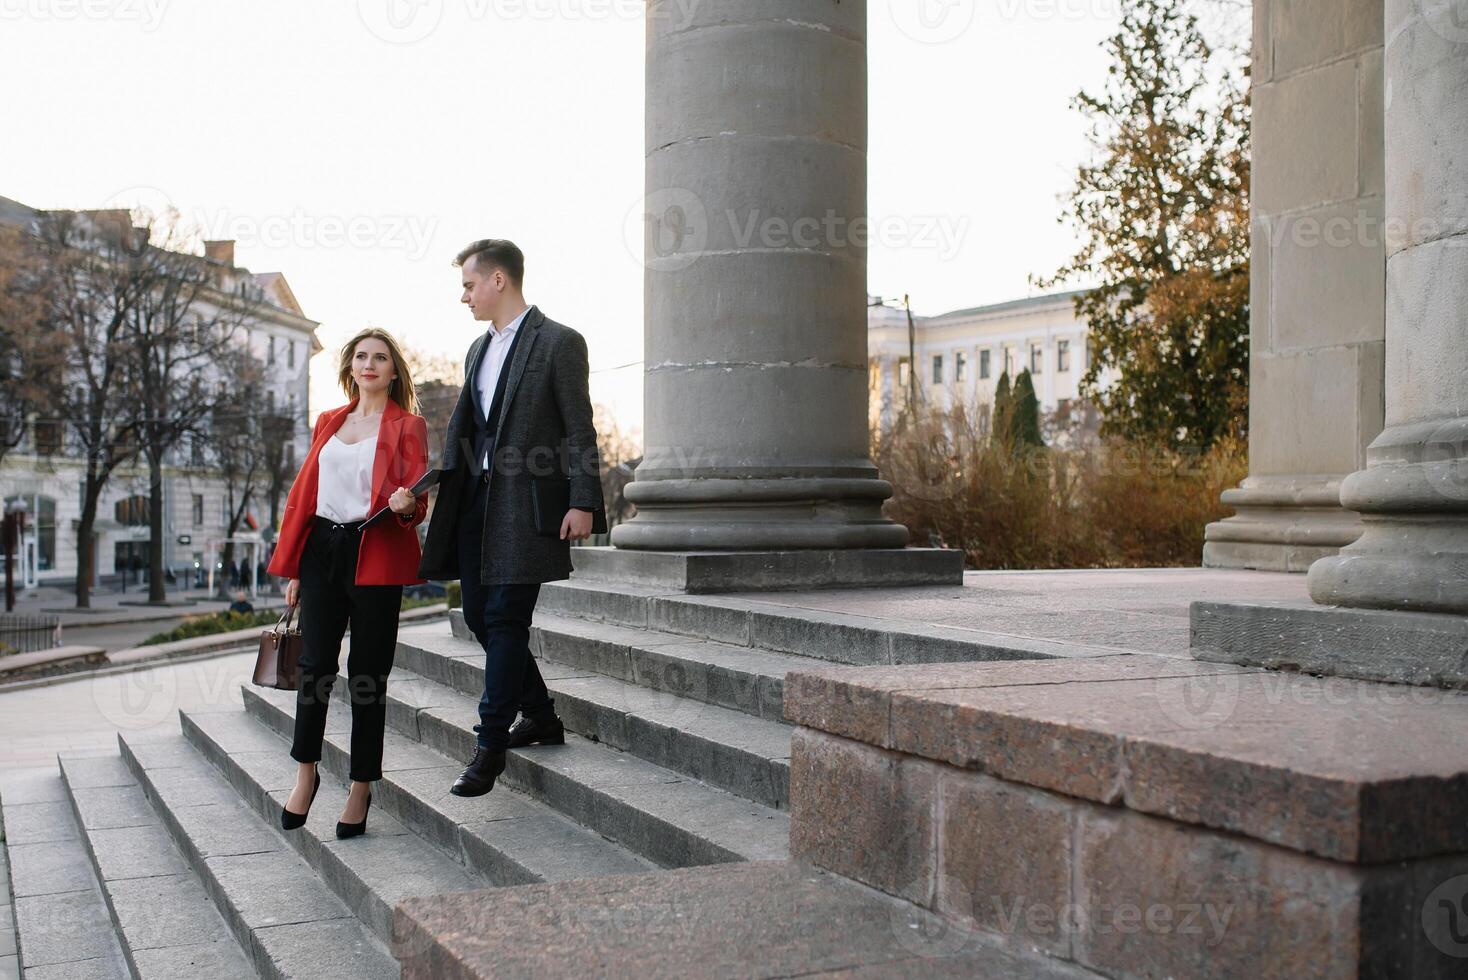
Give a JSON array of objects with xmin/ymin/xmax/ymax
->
[{"xmin": 454, "ymin": 239, "xmax": 524, "ymax": 287}]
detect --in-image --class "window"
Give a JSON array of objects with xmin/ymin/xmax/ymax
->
[
  {"xmin": 192, "ymin": 494, "xmax": 204, "ymax": 526},
  {"xmin": 1057, "ymin": 339, "xmax": 1071, "ymax": 373},
  {"xmin": 287, "ymin": 341, "xmax": 296, "ymax": 370},
  {"xmin": 4, "ymin": 494, "xmax": 55, "ymax": 570},
  {"xmin": 931, "ymin": 354, "xmax": 944, "ymax": 385},
  {"xmin": 954, "ymin": 351, "xmax": 967, "ymax": 383},
  {"xmin": 979, "ymin": 349, "xmax": 991, "ymax": 380},
  {"xmin": 1030, "ymin": 344, "xmax": 1043, "ymax": 375},
  {"xmin": 267, "ymin": 336, "xmax": 275, "ymax": 365},
  {"xmin": 115, "ymin": 495, "xmax": 150, "ymax": 527},
  {"xmin": 35, "ymin": 495, "xmax": 55, "ymax": 571},
  {"xmin": 898, "ymin": 358, "xmax": 911, "ymax": 389},
  {"xmin": 190, "ymin": 434, "xmax": 205, "ymax": 467},
  {"xmin": 1004, "ymin": 348, "xmax": 1016, "ymax": 377},
  {"xmin": 267, "ymin": 391, "xmax": 276, "ymax": 414},
  {"xmin": 33, "ymin": 420, "xmax": 62, "ymax": 456}
]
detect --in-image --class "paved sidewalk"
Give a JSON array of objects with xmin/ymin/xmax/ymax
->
[
  {"xmin": 9, "ymin": 584, "xmax": 288, "ymax": 628},
  {"xmin": 0, "ymin": 650, "xmax": 258, "ymax": 770}
]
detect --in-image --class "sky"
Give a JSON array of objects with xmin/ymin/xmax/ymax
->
[{"xmin": 0, "ymin": 0, "xmax": 1245, "ymax": 438}]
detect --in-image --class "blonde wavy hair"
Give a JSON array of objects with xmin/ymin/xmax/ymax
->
[{"xmin": 337, "ymin": 327, "xmax": 418, "ymax": 415}]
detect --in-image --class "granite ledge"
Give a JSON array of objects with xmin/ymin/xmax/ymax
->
[{"xmin": 783, "ymin": 655, "xmax": 1468, "ymax": 864}]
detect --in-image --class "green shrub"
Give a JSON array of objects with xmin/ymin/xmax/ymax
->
[
  {"xmin": 446, "ymin": 581, "xmax": 462, "ymax": 609},
  {"xmin": 874, "ymin": 402, "xmax": 1245, "ymax": 569},
  {"xmin": 142, "ymin": 609, "xmax": 283, "ymax": 646}
]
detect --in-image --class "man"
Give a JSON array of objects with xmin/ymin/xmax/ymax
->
[{"xmin": 418, "ymin": 239, "xmax": 605, "ymax": 797}]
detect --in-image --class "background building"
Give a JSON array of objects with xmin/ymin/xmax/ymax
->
[
  {"xmin": 867, "ymin": 290, "xmax": 1104, "ymax": 436},
  {"xmin": 0, "ymin": 195, "xmax": 320, "ymax": 592}
]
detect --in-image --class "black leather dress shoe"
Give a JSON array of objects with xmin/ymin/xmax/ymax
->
[
  {"xmin": 507, "ymin": 714, "xmax": 566, "ymax": 749},
  {"xmin": 449, "ymin": 748, "xmax": 506, "ymax": 797}
]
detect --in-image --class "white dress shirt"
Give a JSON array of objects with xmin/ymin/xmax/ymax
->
[
  {"xmin": 316, "ymin": 432, "xmax": 377, "ymax": 523},
  {"xmin": 474, "ymin": 306, "xmax": 529, "ymax": 470}
]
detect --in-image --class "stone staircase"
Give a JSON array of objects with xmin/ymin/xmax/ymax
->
[{"xmin": 5, "ymin": 576, "xmax": 1084, "ymax": 977}]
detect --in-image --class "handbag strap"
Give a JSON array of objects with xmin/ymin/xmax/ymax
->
[{"xmin": 273, "ymin": 604, "xmax": 297, "ymax": 635}]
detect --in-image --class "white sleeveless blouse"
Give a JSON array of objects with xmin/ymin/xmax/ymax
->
[{"xmin": 315, "ymin": 433, "xmax": 377, "ymax": 523}]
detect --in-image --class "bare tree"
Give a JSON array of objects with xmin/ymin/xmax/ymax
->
[
  {"xmin": 402, "ymin": 344, "xmax": 458, "ymax": 470},
  {"xmin": 27, "ymin": 211, "xmax": 150, "ymax": 608},
  {"xmin": 204, "ymin": 348, "xmax": 272, "ymax": 597},
  {"xmin": 125, "ymin": 214, "xmax": 261, "ymax": 603},
  {"xmin": 593, "ymin": 404, "xmax": 640, "ymax": 532},
  {"xmin": 0, "ymin": 225, "xmax": 62, "ymax": 471},
  {"xmin": 259, "ymin": 403, "xmax": 297, "ymax": 593}
]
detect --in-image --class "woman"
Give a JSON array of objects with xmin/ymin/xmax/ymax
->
[{"xmin": 265, "ymin": 327, "xmax": 430, "ymax": 839}]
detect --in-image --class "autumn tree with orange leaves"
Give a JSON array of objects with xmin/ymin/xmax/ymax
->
[{"xmin": 1039, "ymin": 0, "xmax": 1249, "ymax": 451}]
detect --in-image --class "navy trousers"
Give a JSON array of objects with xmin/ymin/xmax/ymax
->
[{"xmin": 457, "ymin": 476, "xmax": 554, "ymax": 752}]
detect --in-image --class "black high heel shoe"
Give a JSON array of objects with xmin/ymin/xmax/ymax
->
[
  {"xmin": 280, "ymin": 769, "xmax": 320, "ymax": 831},
  {"xmin": 335, "ymin": 789, "xmax": 372, "ymax": 839}
]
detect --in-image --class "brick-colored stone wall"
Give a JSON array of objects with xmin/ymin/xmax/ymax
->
[{"xmin": 789, "ymin": 726, "xmax": 1468, "ymax": 978}]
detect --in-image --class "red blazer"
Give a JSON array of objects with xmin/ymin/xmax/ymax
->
[{"xmin": 266, "ymin": 398, "xmax": 430, "ymax": 586}]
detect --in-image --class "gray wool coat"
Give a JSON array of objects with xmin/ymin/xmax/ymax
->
[{"xmin": 418, "ymin": 306, "xmax": 605, "ymax": 585}]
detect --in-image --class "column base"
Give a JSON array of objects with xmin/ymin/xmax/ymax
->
[
  {"xmin": 567, "ymin": 546, "xmax": 964, "ymax": 593},
  {"xmin": 612, "ymin": 476, "xmax": 911, "ymax": 551},
  {"xmin": 1202, "ymin": 476, "xmax": 1363, "ymax": 573},
  {"xmin": 1191, "ymin": 598, "xmax": 1468, "ymax": 689},
  {"xmin": 1307, "ymin": 418, "xmax": 1468, "ymax": 614}
]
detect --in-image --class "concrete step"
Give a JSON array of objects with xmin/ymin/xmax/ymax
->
[
  {"xmin": 55, "ymin": 753, "xmax": 259, "ymax": 979},
  {"xmin": 394, "ymin": 860, "xmax": 1104, "ymax": 979},
  {"xmin": 243, "ymin": 680, "xmax": 790, "ymax": 870},
  {"xmin": 392, "ymin": 627, "xmax": 794, "ymax": 808},
  {"xmin": 0, "ymin": 766, "xmax": 131, "ymax": 979},
  {"xmin": 539, "ymin": 577, "xmax": 1119, "ymax": 665},
  {"xmin": 173, "ymin": 707, "xmax": 489, "ymax": 946},
  {"xmin": 181, "ymin": 699, "xmax": 654, "ymax": 891},
  {"xmin": 114, "ymin": 730, "xmax": 400, "ymax": 980},
  {"xmin": 531, "ymin": 612, "xmax": 804, "ymax": 722}
]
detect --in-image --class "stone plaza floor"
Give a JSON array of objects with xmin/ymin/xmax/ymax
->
[
  {"xmin": 0, "ymin": 567, "xmax": 1309, "ymax": 773},
  {"xmin": 678, "ymin": 566, "xmax": 1309, "ymax": 659}
]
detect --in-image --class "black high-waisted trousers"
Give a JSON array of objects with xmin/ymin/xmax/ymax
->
[{"xmin": 289, "ymin": 516, "xmax": 403, "ymax": 782}]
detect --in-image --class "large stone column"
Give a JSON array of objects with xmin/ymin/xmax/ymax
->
[
  {"xmin": 1203, "ymin": 0, "xmax": 1385, "ymax": 572},
  {"xmin": 1307, "ymin": 0, "xmax": 1468, "ymax": 613},
  {"xmin": 1193, "ymin": 0, "xmax": 1468, "ymax": 685},
  {"xmin": 613, "ymin": 0, "xmax": 909, "ymax": 554}
]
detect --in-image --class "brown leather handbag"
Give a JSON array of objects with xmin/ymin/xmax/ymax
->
[{"xmin": 252, "ymin": 605, "xmax": 303, "ymax": 691}]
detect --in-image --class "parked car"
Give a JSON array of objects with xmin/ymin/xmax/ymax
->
[{"xmin": 403, "ymin": 582, "xmax": 447, "ymax": 600}]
